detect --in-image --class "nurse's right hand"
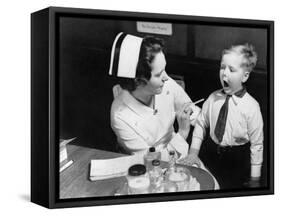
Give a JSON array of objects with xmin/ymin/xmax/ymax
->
[{"xmin": 177, "ymin": 103, "xmax": 192, "ymax": 140}]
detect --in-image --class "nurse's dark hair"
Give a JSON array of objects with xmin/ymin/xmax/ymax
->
[
  {"xmin": 222, "ymin": 43, "xmax": 258, "ymax": 72},
  {"xmin": 119, "ymin": 36, "xmax": 165, "ymax": 91}
]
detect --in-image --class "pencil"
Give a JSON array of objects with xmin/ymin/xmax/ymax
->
[
  {"xmin": 192, "ymin": 98, "xmax": 205, "ymax": 105},
  {"xmin": 183, "ymin": 98, "xmax": 205, "ymax": 112}
]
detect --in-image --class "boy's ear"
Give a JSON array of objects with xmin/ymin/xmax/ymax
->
[{"xmin": 242, "ymin": 71, "xmax": 250, "ymax": 83}]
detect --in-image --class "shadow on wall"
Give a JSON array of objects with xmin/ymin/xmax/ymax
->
[{"xmin": 60, "ymin": 47, "xmax": 119, "ymax": 152}]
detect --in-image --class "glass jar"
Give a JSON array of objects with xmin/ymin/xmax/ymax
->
[
  {"xmin": 168, "ymin": 167, "xmax": 191, "ymax": 192},
  {"xmin": 160, "ymin": 181, "xmax": 177, "ymax": 193},
  {"xmin": 126, "ymin": 164, "xmax": 150, "ymax": 194}
]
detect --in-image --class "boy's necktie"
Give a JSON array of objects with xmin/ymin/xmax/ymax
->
[{"xmin": 214, "ymin": 87, "xmax": 247, "ymax": 143}]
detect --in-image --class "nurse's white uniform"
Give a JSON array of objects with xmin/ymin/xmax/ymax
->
[{"xmin": 111, "ymin": 76, "xmax": 195, "ymax": 161}]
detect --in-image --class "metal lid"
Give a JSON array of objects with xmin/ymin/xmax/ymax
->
[
  {"xmin": 128, "ymin": 164, "xmax": 146, "ymax": 176},
  {"xmin": 169, "ymin": 150, "xmax": 175, "ymax": 155},
  {"xmin": 152, "ymin": 159, "xmax": 160, "ymax": 166}
]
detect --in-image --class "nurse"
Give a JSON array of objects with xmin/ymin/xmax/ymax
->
[{"xmin": 109, "ymin": 33, "xmax": 200, "ymax": 161}]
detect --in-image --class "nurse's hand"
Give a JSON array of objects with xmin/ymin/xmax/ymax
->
[
  {"xmin": 177, "ymin": 103, "xmax": 192, "ymax": 140},
  {"xmin": 190, "ymin": 104, "xmax": 201, "ymax": 126}
]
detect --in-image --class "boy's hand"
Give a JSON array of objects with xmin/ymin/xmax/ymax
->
[
  {"xmin": 244, "ymin": 177, "xmax": 261, "ymax": 188},
  {"xmin": 186, "ymin": 153, "xmax": 201, "ymax": 167},
  {"xmin": 178, "ymin": 153, "xmax": 201, "ymax": 168}
]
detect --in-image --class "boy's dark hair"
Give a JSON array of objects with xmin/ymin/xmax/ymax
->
[
  {"xmin": 119, "ymin": 36, "xmax": 165, "ymax": 91},
  {"xmin": 222, "ymin": 43, "xmax": 258, "ymax": 72}
]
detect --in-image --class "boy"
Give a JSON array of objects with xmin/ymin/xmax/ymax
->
[{"xmin": 185, "ymin": 44, "xmax": 264, "ymax": 189}]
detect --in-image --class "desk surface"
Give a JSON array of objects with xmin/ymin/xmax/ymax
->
[{"xmin": 60, "ymin": 144, "xmax": 215, "ymax": 199}]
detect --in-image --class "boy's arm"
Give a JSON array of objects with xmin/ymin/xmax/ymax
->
[
  {"xmin": 247, "ymin": 141, "xmax": 263, "ymax": 188},
  {"xmin": 183, "ymin": 136, "xmax": 203, "ymax": 167},
  {"xmin": 190, "ymin": 95, "xmax": 212, "ymax": 152},
  {"xmin": 247, "ymin": 103, "xmax": 264, "ymax": 187},
  {"xmin": 250, "ymin": 143, "xmax": 264, "ymax": 179},
  {"xmin": 189, "ymin": 136, "xmax": 203, "ymax": 155},
  {"xmin": 183, "ymin": 96, "xmax": 211, "ymax": 166},
  {"xmin": 248, "ymin": 141, "xmax": 263, "ymax": 187}
]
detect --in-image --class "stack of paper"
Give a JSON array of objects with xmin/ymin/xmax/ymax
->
[
  {"xmin": 59, "ymin": 137, "xmax": 76, "ymax": 172},
  {"xmin": 90, "ymin": 155, "xmax": 144, "ymax": 181}
]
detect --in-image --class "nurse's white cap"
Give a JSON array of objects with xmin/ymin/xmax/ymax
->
[{"xmin": 108, "ymin": 32, "xmax": 143, "ymax": 78}]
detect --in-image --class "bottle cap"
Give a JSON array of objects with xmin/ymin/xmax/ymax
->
[
  {"xmin": 128, "ymin": 164, "xmax": 146, "ymax": 176},
  {"xmin": 169, "ymin": 150, "xmax": 175, "ymax": 156},
  {"xmin": 152, "ymin": 159, "xmax": 160, "ymax": 166},
  {"xmin": 149, "ymin": 147, "xmax": 155, "ymax": 152}
]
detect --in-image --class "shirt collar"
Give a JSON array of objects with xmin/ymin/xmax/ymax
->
[
  {"xmin": 217, "ymin": 87, "xmax": 247, "ymax": 105},
  {"xmin": 121, "ymin": 90, "xmax": 155, "ymax": 116},
  {"xmin": 221, "ymin": 86, "xmax": 247, "ymax": 98}
]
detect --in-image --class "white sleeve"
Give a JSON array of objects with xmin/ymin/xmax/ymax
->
[
  {"xmin": 192, "ymin": 95, "xmax": 211, "ymax": 146},
  {"xmin": 169, "ymin": 77, "xmax": 200, "ymax": 126},
  {"xmin": 247, "ymin": 103, "xmax": 264, "ymax": 177},
  {"xmin": 169, "ymin": 132, "xmax": 189, "ymax": 159},
  {"xmin": 172, "ymin": 78, "xmax": 192, "ymax": 111}
]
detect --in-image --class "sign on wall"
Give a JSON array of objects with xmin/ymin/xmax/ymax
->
[{"xmin": 137, "ymin": 22, "xmax": 172, "ymax": 35}]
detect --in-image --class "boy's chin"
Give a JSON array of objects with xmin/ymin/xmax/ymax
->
[
  {"xmin": 222, "ymin": 87, "xmax": 233, "ymax": 95},
  {"xmin": 223, "ymin": 86, "xmax": 244, "ymax": 95}
]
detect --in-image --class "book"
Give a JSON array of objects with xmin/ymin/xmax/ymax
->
[{"xmin": 89, "ymin": 154, "xmax": 144, "ymax": 181}]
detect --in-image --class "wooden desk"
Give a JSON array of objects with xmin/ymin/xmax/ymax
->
[{"xmin": 60, "ymin": 144, "xmax": 215, "ymax": 199}]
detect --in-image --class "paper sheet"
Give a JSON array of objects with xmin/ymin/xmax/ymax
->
[{"xmin": 90, "ymin": 154, "xmax": 144, "ymax": 181}]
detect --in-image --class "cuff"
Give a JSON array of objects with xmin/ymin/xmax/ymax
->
[
  {"xmin": 251, "ymin": 164, "xmax": 262, "ymax": 178},
  {"xmin": 170, "ymin": 133, "xmax": 189, "ymax": 158},
  {"xmin": 191, "ymin": 136, "xmax": 204, "ymax": 150}
]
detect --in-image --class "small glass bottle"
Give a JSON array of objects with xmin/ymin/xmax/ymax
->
[
  {"xmin": 168, "ymin": 150, "xmax": 176, "ymax": 171},
  {"xmin": 144, "ymin": 147, "xmax": 161, "ymax": 172},
  {"xmin": 163, "ymin": 150, "xmax": 178, "ymax": 192},
  {"xmin": 126, "ymin": 164, "xmax": 150, "ymax": 194},
  {"xmin": 149, "ymin": 159, "xmax": 163, "ymax": 193},
  {"xmin": 165, "ymin": 150, "xmax": 190, "ymax": 192}
]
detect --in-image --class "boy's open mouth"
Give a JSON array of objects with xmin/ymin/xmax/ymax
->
[{"xmin": 223, "ymin": 80, "xmax": 229, "ymax": 88}]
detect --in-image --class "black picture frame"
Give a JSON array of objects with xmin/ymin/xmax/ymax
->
[{"xmin": 31, "ymin": 6, "xmax": 274, "ymax": 208}]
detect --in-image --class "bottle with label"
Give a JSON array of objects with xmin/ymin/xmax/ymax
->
[
  {"xmin": 144, "ymin": 147, "xmax": 161, "ymax": 172},
  {"xmin": 149, "ymin": 159, "xmax": 163, "ymax": 193},
  {"xmin": 126, "ymin": 164, "xmax": 150, "ymax": 194}
]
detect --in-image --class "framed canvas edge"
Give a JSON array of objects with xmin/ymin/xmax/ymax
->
[{"xmin": 31, "ymin": 6, "xmax": 275, "ymax": 209}]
